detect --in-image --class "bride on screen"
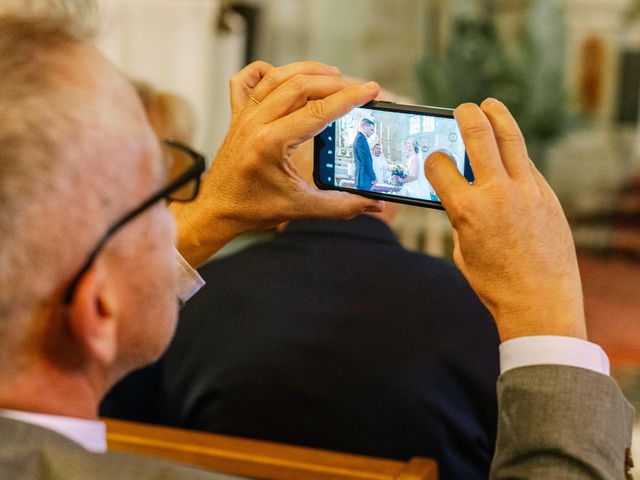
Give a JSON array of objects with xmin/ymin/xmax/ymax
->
[{"xmin": 397, "ymin": 138, "xmax": 430, "ymax": 199}]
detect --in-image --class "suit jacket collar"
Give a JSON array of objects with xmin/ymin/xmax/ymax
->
[
  {"xmin": 0, "ymin": 416, "xmax": 86, "ymax": 452},
  {"xmin": 0, "ymin": 409, "xmax": 106, "ymax": 452},
  {"xmin": 281, "ymin": 215, "xmax": 399, "ymax": 246}
]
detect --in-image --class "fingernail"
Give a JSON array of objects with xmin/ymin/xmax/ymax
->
[
  {"xmin": 327, "ymin": 65, "xmax": 341, "ymax": 74},
  {"xmin": 482, "ymin": 97, "xmax": 499, "ymax": 107},
  {"xmin": 365, "ymin": 81, "xmax": 379, "ymax": 90},
  {"xmin": 429, "ymin": 148, "xmax": 454, "ymax": 161}
]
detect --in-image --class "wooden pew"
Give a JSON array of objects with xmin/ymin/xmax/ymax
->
[{"xmin": 104, "ymin": 418, "xmax": 438, "ymax": 480}]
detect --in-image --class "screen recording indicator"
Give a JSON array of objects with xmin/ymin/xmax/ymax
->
[{"xmin": 314, "ymin": 102, "xmax": 473, "ymax": 208}]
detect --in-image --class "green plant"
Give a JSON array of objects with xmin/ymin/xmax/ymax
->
[{"xmin": 416, "ymin": 0, "xmax": 567, "ymax": 169}]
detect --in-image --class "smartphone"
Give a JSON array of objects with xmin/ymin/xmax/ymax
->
[{"xmin": 314, "ymin": 100, "xmax": 473, "ymax": 209}]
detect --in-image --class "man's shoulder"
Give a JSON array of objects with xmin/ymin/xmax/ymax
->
[
  {"xmin": 395, "ymin": 248, "xmax": 469, "ymax": 283},
  {"xmin": 99, "ymin": 451, "xmax": 240, "ymax": 480},
  {"xmin": 198, "ymin": 239, "xmax": 281, "ymax": 278},
  {"xmin": 51, "ymin": 449, "xmax": 240, "ymax": 480},
  {"xmin": 27, "ymin": 448, "xmax": 235, "ymax": 480},
  {"xmin": 0, "ymin": 417, "xmax": 240, "ymax": 480},
  {"xmin": 197, "ymin": 227, "xmax": 466, "ymax": 288}
]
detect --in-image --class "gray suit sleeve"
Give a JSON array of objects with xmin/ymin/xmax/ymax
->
[{"xmin": 491, "ymin": 365, "xmax": 634, "ymax": 479}]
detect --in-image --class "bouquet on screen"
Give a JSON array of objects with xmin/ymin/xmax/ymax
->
[{"xmin": 388, "ymin": 163, "xmax": 408, "ymax": 186}]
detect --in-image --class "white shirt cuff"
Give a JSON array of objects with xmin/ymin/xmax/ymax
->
[
  {"xmin": 500, "ymin": 335, "xmax": 610, "ymax": 376},
  {"xmin": 175, "ymin": 249, "xmax": 205, "ymax": 304}
]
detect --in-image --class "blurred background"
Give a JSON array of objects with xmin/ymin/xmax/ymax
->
[{"xmin": 10, "ymin": 0, "xmax": 640, "ymax": 465}]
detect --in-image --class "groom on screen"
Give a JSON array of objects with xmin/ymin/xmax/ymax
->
[{"xmin": 353, "ymin": 118, "xmax": 377, "ymax": 190}]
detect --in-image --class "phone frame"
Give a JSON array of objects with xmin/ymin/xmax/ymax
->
[{"xmin": 313, "ymin": 100, "xmax": 472, "ymax": 210}]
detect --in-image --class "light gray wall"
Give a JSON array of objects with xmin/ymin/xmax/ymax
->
[{"xmin": 250, "ymin": 0, "xmax": 430, "ymax": 101}]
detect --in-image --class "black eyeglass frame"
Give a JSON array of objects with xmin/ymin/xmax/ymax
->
[{"xmin": 62, "ymin": 139, "xmax": 206, "ymax": 304}]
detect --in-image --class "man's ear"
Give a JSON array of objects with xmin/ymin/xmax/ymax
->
[{"xmin": 65, "ymin": 262, "xmax": 119, "ymax": 368}]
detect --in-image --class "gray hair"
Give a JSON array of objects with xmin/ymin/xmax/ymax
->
[
  {"xmin": 0, "ymin": 0, "xmax": 99, "ymax": 36},
  {"xmin": 0, "ymin": 14, "xmax": 154, "ymax": 364}
]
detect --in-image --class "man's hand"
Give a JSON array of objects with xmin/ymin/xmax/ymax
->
[
  {"xmin": 171, "ymin": 61, "xmax": 382, "ymax": 267},
  {"xmin": 426, "ymin": 99, "xmax": 586, "ymax": 342}
]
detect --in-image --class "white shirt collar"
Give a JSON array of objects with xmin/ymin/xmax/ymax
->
[{"xmin": 0, "ymin": 409, "xmax": 106, "ymax": 453}]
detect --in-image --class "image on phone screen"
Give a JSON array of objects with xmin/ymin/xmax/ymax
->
[{"xmin": 314, "ymin": 102, "xmax": 473, "ymax": 209}]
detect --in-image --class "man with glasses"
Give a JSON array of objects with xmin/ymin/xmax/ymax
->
[
  {"xmin": 0, "ymin": 13, "xmax": 380, "ymax": 480},
  {"xmin": 0, "ymin": 10, "xmax": 633, "ymax": 480}
]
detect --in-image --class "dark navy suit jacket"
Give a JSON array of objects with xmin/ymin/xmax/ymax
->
[
  {"xmin": 101, "ymin": 216, "xmax": 500, "ymax": 480},
  {"xmin": 353, "ymin": 131, "xmax": 376, "ymax": 189}
]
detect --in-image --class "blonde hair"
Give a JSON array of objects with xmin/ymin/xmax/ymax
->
[{"xmin": 133, "ymin": 80, "xmax": 196, "ymax": 144}]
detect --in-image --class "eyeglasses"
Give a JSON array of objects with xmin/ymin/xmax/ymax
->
[{"xmin": 63, "ymin": 139, "xmax": 206, "ymax": 304}]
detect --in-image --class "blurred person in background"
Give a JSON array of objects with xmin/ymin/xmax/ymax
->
[{"xmin": 132, "ymin": 80, "xmax": 197, "ymax": 146}]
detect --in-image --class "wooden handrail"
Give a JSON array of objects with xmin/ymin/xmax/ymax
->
[{"xmin": 104, "ymin": 418, "xmax": 437, "ymax": 480}]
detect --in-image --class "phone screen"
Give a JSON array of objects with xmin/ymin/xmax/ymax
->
[{"xmin": 314, "ymin": 101, "xmax": 473, "ymax": 209}]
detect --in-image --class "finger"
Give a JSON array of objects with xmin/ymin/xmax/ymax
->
[
  {"xmin": 529, "ymin": 159, "xmax": 545, "ymax": 187},
  {"xmin": 449, "ymin": 228, "xmax": 468, "ymax": 280},
  {"xmin": 451, "ymin": 227, "xmax": 460, "ymax": 250},
  {"xmin": 480, "ymin": 98, "xmax": 532, "ymax": 182},
  {"xmin": 289, "ymin": 139, "xmax": 314, "ymax": 183},
  {"xmin": 450, "ymin": 227, "xmax": 462, "ymax": 264},
  {"xmin": 254, "ymin": 74, "xmax": 356, "ymax": 124},
  {"xmin": 251, "ymin": 61, "xmax": 341, "ymax": 104},
  {"xmin": 529, "ymin": 159, "xmax": 556, "ymax": 199},
  {"xmin": 455, "ymin": 103, "xmax": 508, "ymax": 183},
  {"xmin": 425, "ymin": 150, "xmax": 469, "ymax": 210},
  {"xmin": 267, "ymin": 81, "xmax": 380, "ymax": 146},
  {"xmin": 300, "ymin": 189, "xmax": 384, "ymax": 220},
  {"xmin": 229, "ymin": 60, "xmax": 274, "ymax": 114}
]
